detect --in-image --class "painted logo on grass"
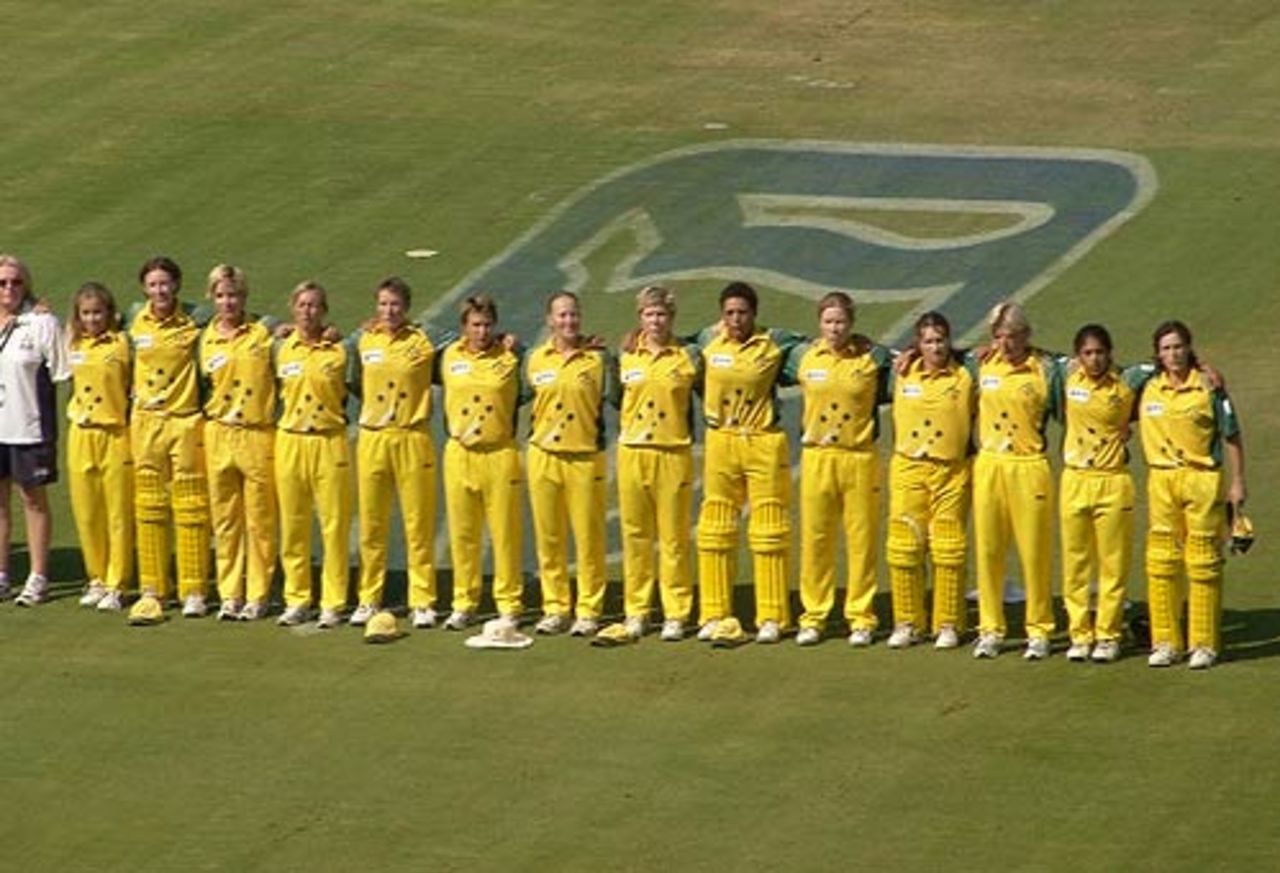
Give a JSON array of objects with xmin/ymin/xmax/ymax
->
[{"xmin": 427, "ymin": 140, "xmax": 1156, "ymax": 344}]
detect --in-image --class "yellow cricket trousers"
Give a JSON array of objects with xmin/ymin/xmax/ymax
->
[
  {"xmin": 885, "ymin": 455, "xmax": 970, "ymax": 634},
  {"xmin": 443, "ymin": 439, "xmax": 523, "ymax": 617},
  {"xmin": 357, "ymin": 428, "xmax": 438, "ymax": 609},
  {"xmin": 527, "ymin": 444, "xmax": 606, "ymax": 620},
  {"xmin": 798, "ymin": 447, "xmax": 880, "ymax": 632},
  {"xmin": 973, "ymin": 452, "xmax": 1054, "ymax": 640},
  {"xmin": 131, "ymin": 411, "xmax": 209, "ymax": 599},
  {"xmin": 67, "ymin": 424, "xmax": 134, "ymax": 592},
  {"xmin": 275, "ymin": 429, "xmax": 352, "ymax": 611},
  {"xmin": 1060, "ymin": 467, "xmax": 1134, "ymax": 645},
  {"xmin": 617, "ymin": 444, "xmax": 693, "ymax": 622},
  {"xmin": 696, "ymin": 428, "xmax": 791, "ymax": 626},
  {"xmin": 206, "ymin": 421, "xmax": 277, "ymax": 607},
  {"xmin": 1146, "ymin": 466, "xmax": 1225, "ymax": 653}
]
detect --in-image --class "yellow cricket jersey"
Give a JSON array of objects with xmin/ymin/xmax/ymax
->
[
  {"xmin": 523, "ymin": 340, "xmax": 608, "ymax": 453},
  {"xmin": 200, "ymin": 320, "xmax": 277, "ymax": 428},
  {"xmin": 1140, "ymin": 369, "xmax": 1239, "ymax": 470},
  {"xmin": 972, "ymin": 349, "xmax": 1061, "ymax": 456},
  {"xmin": 785, "ymin": 337, "xmax": 891, "ymax": 450},
  {"xmin": 1060, "ymin": 364, "xmax": 1144, "ymax": 471},
  {"xmin": 67, "ymin": 330, "xmax": 130, "ymax": 428},
  {"xmin": 129, "ymin": 304, "xmax": 202, "ymax": 416},
  {"xmin": 615, "ymin": 341, "xmax": 701, "ymax": 448},
  {"xmin": 275, "ymin": 335, "xmax": 352, "ymax": 435},
  {"xmin": 355, "ymin": 322, "xmax": 438, "ymax": 431},
  {"xmin": 439, "ymin": 341, "xmax": 520, "ymax": 448},
  {"xmin": 891, "ymin": 356, "xmax": 975, "ymax": 461},
  {"xmin": 697, "ymin": 326, "xmax": 804, "ymax": 433}
]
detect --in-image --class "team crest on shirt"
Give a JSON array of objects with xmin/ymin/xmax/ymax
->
[
  {"xmin": 206, "ymin": 353, "xmax": 229, "ymax": 372},
  {"xmin": 804, "ymin": 368, "xmax": 828, "ymax": 383},
  {"xmin": 279, "ymin": 362, "xmax": 303, "ymax": 379},
  {"xmin": 449, "ymin": 360, "xmax": 472, "ymax": 377},
  {"xmin": 134, "ymin": 334, "xmax": 153, "ymax": 349},
  {"xmin": 901, "ymin": 383, "xmax": 923, "ymax": 398},
  {"xmin": 532, "ymin": 370, "xmax": 557, "ymax": 386},
  {"xmin": 980, "ymin": 375, "xmax": 1001, "ymax": 391},
  {"xmin": 1067, "ymin": 387, "xmax": 1090, "ymax": 403},
  {"xmin": 362, "ymin": 349, "xmax": 385, "ymax": 364},
  {"xmin": 621, "ymin": 368, "xmax": 644, "ymax": 384},
  {"xmin": 1144, "ymin": 401, "xmax": 1165, "ymax": 417},
  {"xmin": 709, "ymin": 353, "xmax": 733, "ymax": 368}
]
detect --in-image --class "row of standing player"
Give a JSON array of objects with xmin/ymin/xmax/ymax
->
[{"xmin": 0, "ymin": 254, "xmax": 1248, "ymax": 668}]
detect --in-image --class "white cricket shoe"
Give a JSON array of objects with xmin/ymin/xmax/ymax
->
[
  {"xmin": 277, "ymin": 605, "xmax": 311, "ymax": 627},
  {"xmin": 238, "ymin": 600, "xmax": 267, "ymax": 621},
  {"xmin": 181, "ymin": 593, "xmax": 208, "ymax": 618},
  {"xmin": 887, "ymin": 623, "xmax": 923, "ymax": 649},
  {"xmin": 316, "ymin": 609, "xmax": 342, "ymax": 629},
  {"xmin": 934, "ymin": 625, "xmax": 960, "ymax": 649},
  {"xmin": 569, "ymin": 617, "xmax": 599, "ymax": 637},
  {"xmin": 623, "ymin": 616, "xmax": 647, "ymax": 639},
  {"xmin": 1147, "ymin": 643, "xmax": 1179, "ymax": 668},
  {"xmin": 96, "ymin": 589, "xmax": 124, "ymax": 612},
  {"xmin": 1023, "ymin": 638, "xmax": 1050, "ymax": 661},
  {"xmin": 412, "ymin": 607, "xmax": 438, "ymax": 629},
  {"xmin": 79, "ymin": 582, "xmax": 108, "ymax": 607},
  {"xmin": 972, "ymin": 633, "xmax": 1002, "ymax": 659},
  {"xmin": 1090, "ymin": 640, "xmax": 1120, "ymax": 663},
  {"xmin": 443, "ymin": 610, "xmax": 473, "ymax": 631},
  {"xmin": 696, "ymin": 619, "xmax": 721, "ymax": 642},
  {"xmin": 15, "ymin": 575, "xmax": 49, "ymax": 607},
  {"xmin": 349, "ymin": 604, "xmax": 377, "ymax": 627},
  {"xmin": 847, "ymin": 627, "xmax": 874, "ymax": 647},
  {"xmin": 755, "ymin": 620, "xmax": 781, "ymax": 645},
  {"xmin": 1065, "ymin": 641, "xmax": 1091, "ymax": 662},
  {"xmin": 1188, "ymin": 647, "xmax": 1218, "ymax": 670},
  {"xmin": 795, "ymin": 627, "xmax": 821, "ymax": 647},
  {"xmin": 535, "ymin": 613, "xmax": 570, "ymax": 635},
  {"xmin": 660, "ymin": 619, "xmax": 685, "ymax": 642},
  {"xmin": 217, "ymin": 599, "xmax": 242, "ymax": 621}
]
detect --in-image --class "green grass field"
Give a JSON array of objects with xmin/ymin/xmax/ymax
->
[{"xmin": 3, "ymin": 1, "xmax": 1280, "ymax": 869}]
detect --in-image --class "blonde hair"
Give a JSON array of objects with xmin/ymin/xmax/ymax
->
[
  {"xmin": 290, "ymin": 280, "xmax": 328, "ymax": 312},
  {"xmin": 545, "ymin": 290, "xmax": 579, "ymax": 314},
  {"xmin": 206, "ymin": 263, "xmax": 248, "ymax": 299},
  {"xmin": 988, "ymin": 300, "xmax": 1031, "ymax": 337},
  {"xmin": 0, "ymin": 254, "xmax": 33, "ymax": 298},
  {"xmin": 635, "ymin": 285, "xmax": 676, "ymax": 314},
  {"xmin": 68, "ymin": 282, "xmax": 121, "ymax": 343}
]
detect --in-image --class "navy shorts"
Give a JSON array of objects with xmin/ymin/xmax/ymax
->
[{"xmin": 0, "ymin": 442, "xmax": 58, "ymax": 487}]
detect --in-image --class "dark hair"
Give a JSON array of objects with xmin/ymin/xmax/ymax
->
[
  {"xmin": 719, "ymin": 281, "xmax": 757, "ymax": 314},
  {"xmin": 545, "ymin": 290, "xmax": 579, "ymax": 314},
  {"xmin": 1073, "ymin": 323, "xmax": 1113, "ymax": 354},
  {"xmin": 138, "ymin": 255, "xmax": 182, "ymax": 289},
  {"xmin": 377, "ymin": 276, "xmax": 412, "ymax": 308},
  {"xmin": 1152, "ymin": 319, "xmax": 1198, "ymax": 371},
  {"xmin": 914, "ymin": 310, "xmax": 951, "ymax": 340}
]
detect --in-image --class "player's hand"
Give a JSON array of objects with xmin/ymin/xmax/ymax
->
[
  {"xmin": 322, "ymin": 324, "xmax": 342, "ymax": 343},
  {"xmin": 274, "ymin": 323, "xmax": 295, "ymax": 339},
  {"xmin": 1227, "ymin": 480, "xmax": 1247, "ymax": 510},
  {"xmin": 500, "ymin": 332, "xmax": 519, "ymax": 352},
  {"xmin": 893, "ymin": 346, "xmax": 918, "ymax": 375},
  {"xmin": 1199, "ymin": 362, "xmax": 1226, "ymax": 391}
]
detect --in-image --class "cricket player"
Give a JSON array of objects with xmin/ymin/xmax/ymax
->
[
  {"xmin": 351, "ymin": 277, "xmax": 448, "ymax": 631},
  {"xmin": 1140, "ymin": 320, "xmax": 1246, "ymax": 670},
  {"xmin": 970, "ymin": 301, "xmax": 1062, "ymax": 660},
  {"xmin": 884, "ymin": 312, "xmax": 975, "ymax": 650},
  {"xmin": 526, "ymin": 291, "xmax": 610, "ymax": 638},
  {"xmin": 438, "ymin": 295, "xmax": 525, "ymax": 633},
  {"xmin": 126, "ymin": 256, "xmax": 211, "ymax": 621},
  {"xmin": 785, "ymin": 291, "xmax": 892, "ymax": 647},
  {"xmin": 199, "ymin": 264, "xmax": 278, "ymax": 622},
  {"xmin": 694, "ymin": 282, "xmax": 804, "ymax": 646},
  {"xmin": 67, "ymin": 282, "xmax": 134, "ymax": 613},
  {"xmin": 274, "ymin": 282, "xmax": 355, "ymax": 629}
]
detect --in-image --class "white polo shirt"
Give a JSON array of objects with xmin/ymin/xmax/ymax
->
[{"xmin": 0, "ymin": 311, "xmax": 71, "ymax": 444}]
